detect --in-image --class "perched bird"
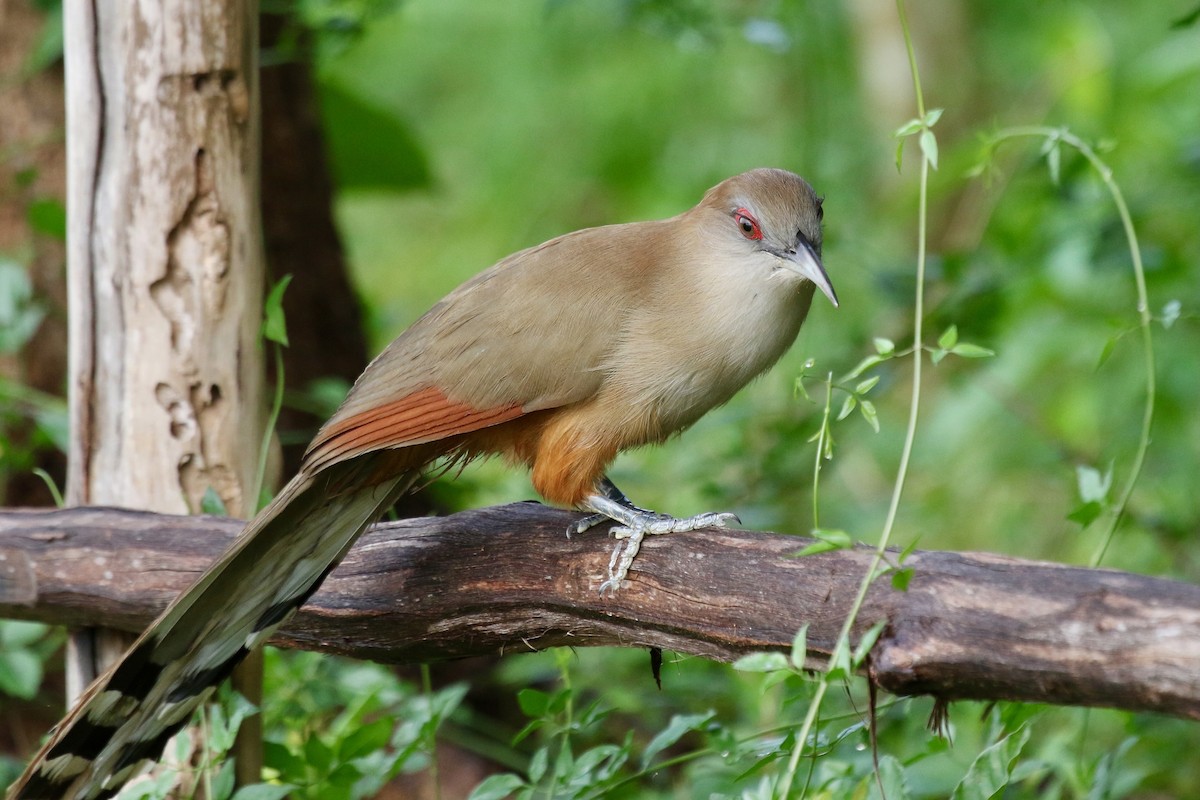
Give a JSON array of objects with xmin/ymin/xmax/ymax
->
[{"xmin": 7, "ymin": 167, "xmax": 836, "ymax": 800}]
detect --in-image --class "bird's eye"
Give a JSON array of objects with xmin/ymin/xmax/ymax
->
[{"xmin": 733, "ymin": 208, "xmax": 762, "ymax": 241}]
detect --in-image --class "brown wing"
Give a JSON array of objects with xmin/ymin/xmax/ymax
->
[{"xmin": 303, "ymin": 385, "xmax": 524, "ymax": 470}]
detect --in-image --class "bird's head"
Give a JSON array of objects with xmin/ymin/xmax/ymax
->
[{"xmin": 699, "ymin": 168, "xmax": 838, "ymax": 308}]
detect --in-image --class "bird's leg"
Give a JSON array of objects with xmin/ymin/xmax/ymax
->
[
  {"xmin": 569, "ymin": 476, "xmax": 655, "ymax": 537},
  {"xmin": 574, "ymin": 476, "xmax": 740, "ymax": 594}
]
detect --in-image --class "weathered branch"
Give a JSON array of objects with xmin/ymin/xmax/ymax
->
[{"xmin": 2, "ymin": 504, "xmax": 1198, "ymax": 720}]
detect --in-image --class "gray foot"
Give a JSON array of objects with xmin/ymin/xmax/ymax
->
[{"xmin": 579, "ymin": 494, "xmax": 740, "ymax": 595}]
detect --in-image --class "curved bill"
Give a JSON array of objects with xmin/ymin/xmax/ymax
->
[{"xmin": 782, "ymin": 240, "xmax": 838, "ymax": 308}]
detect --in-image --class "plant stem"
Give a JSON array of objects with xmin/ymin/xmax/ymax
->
[
  {"xmin": 252, "ymin": 342, "xmax": 286, "ymax": 512},
  {"xmin": 986, "ymin": 127, "xmax": 1155, "ymax": 567},
  {"xmin": 812, "ymin": 373, "xmax": 834, "ymax": 529},
  {"xmin": 778, "ymin": 2, "xmax": 932, "ymax": 795}
]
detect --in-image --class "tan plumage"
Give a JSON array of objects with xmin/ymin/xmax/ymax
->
[{"xmin": 7, "ymin": 168, "xmax": 835, "ymax": 800}]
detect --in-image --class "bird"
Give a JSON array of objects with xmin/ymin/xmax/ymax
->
[{"xmin": 6, "ymin": 167, "xmax": 836, "ymax": 800}]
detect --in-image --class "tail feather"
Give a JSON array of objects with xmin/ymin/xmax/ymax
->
[{"xmin": 6, "ymin": 455, "xmax": 418, "ymax": 800}]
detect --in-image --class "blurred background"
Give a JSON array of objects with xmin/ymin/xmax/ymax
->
[{"xmin": 2, "ymin": 0, "xmax": 1198, "ymax": 796}]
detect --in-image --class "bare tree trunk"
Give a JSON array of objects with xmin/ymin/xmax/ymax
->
[{"xmin": 62, "ymin": 0, "xmax": 265, "ymax": 786}]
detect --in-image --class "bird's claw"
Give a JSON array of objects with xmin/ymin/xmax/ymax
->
[
  {"xmin": 568, "ymin": 513, "xmax": 608, "ymax": 538},
  {"xmin": 589, "ymin": 508, "xmax": 741, "ymax": 594}
]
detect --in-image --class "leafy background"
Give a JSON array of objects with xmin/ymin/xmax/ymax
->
[{"xmin": 2, "ymin": 0, "xmax": 1199, "ymax": 797}]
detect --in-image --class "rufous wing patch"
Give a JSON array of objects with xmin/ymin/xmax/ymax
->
[{"xmin": 305, "ymin": 386, "xmax": 524, "ymax": 468}]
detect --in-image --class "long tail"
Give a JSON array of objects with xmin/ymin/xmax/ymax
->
[{"xmin": 6, "ymin": 454, "xmax": 418, "ymax": 800}]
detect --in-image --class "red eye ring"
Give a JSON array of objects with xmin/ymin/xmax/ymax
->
[{"xmin": 733, "ymin": 208, "xmax": 762, "ymax": 241}]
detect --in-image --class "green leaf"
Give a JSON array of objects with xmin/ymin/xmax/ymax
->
[
  {"xmin": 951, "ymin": 725, "xmax": 1031, "ymax": 800},
  {"xmin": 868, "ymin": 754, "xmax": 911, "ymax": 800},
  {"xmin": 528, "ymin": 746, "xmax": 549, "ymax": 783},
  {"xmin": 319, "ymin": 82, "xmax": 432, "ymax": 191},
  {"xmin": 789, "ymin": 625, "xmax": 809, "ymax": 670},
  {"xmin": 855, "ymin": 375, "xmax": 880, "ymax": 395},
  {"xmin": 231, "ymin": 785, "xmax": 296, "ymax": 800},
  {"xmin": 950, "ymin": 343, "xmax": 995, "ymax": 358},
  {"xmin": 511, "ymin": 718, "xmax": 544, "ymax": 745},
  {"xmin": 1096, "ymin": 334, "xmax": 1120, "ymax": 369},
  {"xmin": 1161, "ymin": 299, "xmax": 1181, "ymax": 329},
  {"xmin": 930, "ymin": 347, "xmax": 948, "ymax": 365},
  {"xmin": 1045, "ymin": 141, "xmax": 1061, "ymax": 185},
  {"xmin": 339, "ymin": 717, "xmax": 394, "ymax": 760},
  {"xmin": 796, "ymin": 528, "xmax": 853, "ymax": 557},
  {"xmin": 825, "ymin": 639, "xmax": 852, "ymax": 681},
  {"xmin": 1172, "ymin": 4, "xmax": 1200, "ymax": 27},
  {"xmin": 894, "ymin": 118, "xmax": 923, "ymax": 138},
  {"xmin": 852, "ymin": 619, "xmax": 887, "ymax": 668},
  {"xmin": 263, "ymin": 741, "xmax": 305, "ymax": 778},
  {"xmin": 1039, "ymin": 133, "xmax": 1063, "ymax": 185},
  {"xmin": 553, "ymin": 739, "xmax": 574, "ymax": 782},
  {"xmin": 1087, "ymin": 736, "xmax": 1139, "ymax": 799},
  {"xmin": 641, "ymin": 711, "xmax": 715, "ymax": 767},
  {"xmin": 517, "ymin": 687, "xmax": 551, "ymax": 717},
  {"xmin": 859, "ymin": 399, "xmax": 880, "ymax": 433},
  {"xmin": 304, "ymin": 735, "xmax": 334, "ymax": 773},
  {"xmin": 837, "ymin": 393, "xmax": 857, "ymax": 421},
  {"xmin": 27, "ymin": 198, "xmax": 67, "ymax": 240},
  {"xmin": 210, "ymin": 759, "xmax": 236, "ymax": 800},
  {"xmin": 0, "ymin": 620, "xmax": 50, "ymax": 648},
  {"xmin": 937, "ymin": 325, "xmax": 959, "ymax": 350},
  {"xmin": 846, "ymin": 353, "xmax": 888, "ymax": 380},
  {"xmin": 1076, "ymin": 464, "xmax": 1112, "ymax": 503},
  {"xmin": 25, "ymin": 4, "xmax": 64, "ymax": 73},
  {"xmin": 1067, "ymin": 501, "xmax": 1103, "ymax": 528},
  {"xmin": 201, "ymin": 486, "xmax": 229, "ymax": 516},
  {"xmin": 0, "ymin": 258, "xmax": 46, "ymax": 353},
  {"xmin": 262, "ymin": 274, "xmax": 293, "ymax": 346},
  {"xmin": 924, "ymin": 108, "xmax": 944, "ymax": 127},
  {"xmin": 919, "ymin": 129, "xmax": 939, "ymax": 169},
  {"xmin": 732, "ymin": 652, "xmax": 789, "ymax": 673},
  {"xmin": 327, "ymin": 761, "xmax": 363, "ymax": 788},
  {"xmin": 209, "ymin": 690, "xmax": 258, "ymax": 753},
  {"xmin": 0, "ymin": 650, "xmax": 43, "ymax": 698},
  {"xmin": 821, "ymin": 423, "xmax": 835, "ymax": 460},
  {"xmin": 572, "ymin": 743, "xmax": 626, "ymax": 783},
  {"xmin": 467, "ymin": 773, "xmax": 526, "ymax": 800},
  {"xmin": 873, "ymin": 337, "xmax": 896, "ymax": 356},
  {"xmin": 891, "ymin": 567, "xmax": 914, "ymax": 591},
  {"xmin": 895, "ymin": 138, "xmax": 906, "ymax": 172}
]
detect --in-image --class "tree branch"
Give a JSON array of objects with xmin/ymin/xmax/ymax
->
[{"xmin": 1, "ymin": 503, "xmax": 1198, "ymax": 719}]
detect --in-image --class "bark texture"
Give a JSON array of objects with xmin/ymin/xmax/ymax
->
[
  {"xmin": 2, "ymin": 502, "xmax": 1197, "ymax": 720},
  {"xmin": 64, "ymin": 2, "xmax": 265, "ymax": 518}
]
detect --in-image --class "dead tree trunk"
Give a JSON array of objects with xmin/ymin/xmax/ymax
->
[{"xmin": 62, "ymin": 0, "xmax": 265, "ymax": 784}]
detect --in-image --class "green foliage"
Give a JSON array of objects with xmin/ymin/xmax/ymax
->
[
  {"xmin": 0, "ymin": 258, "xmax": 45, "ymax": 354},
  {"xmin": 256, "ymin": 650, "xmax": 467, "ymax": 799},
  {"xmin": 261, "ymin": 275, "xmax": 294, "ymax": 347},
  {"xmin": 0, "ymin": 622, "xmax": 60, "ymax": 700},
  {"xmin": 4, "ymin": 0, "xmax": 1199, "ymax": 796},
  {"xmin": 318, "ymin": 84, "xmax": 431, "ymax": 193},
  {"xmin": 0, "ymin": 254, "xmax": 66, "ymax": 504}
]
